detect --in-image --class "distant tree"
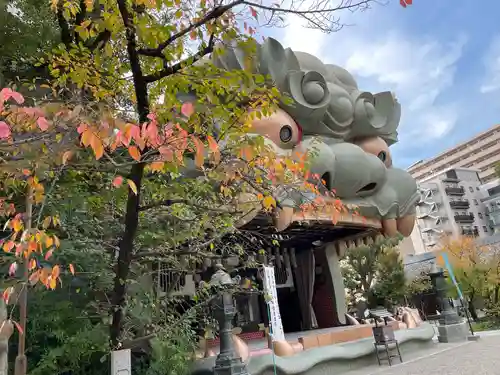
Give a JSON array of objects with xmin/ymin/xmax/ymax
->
[
  {"xmin": 341, "ymin": 235, "xmax": 405, "ymax": 309},
  {"xmin": 439, "ymin": 235, "xmax": 495, "ymax": 320}
]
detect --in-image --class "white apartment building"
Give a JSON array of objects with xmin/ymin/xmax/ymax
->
[
  {"xmin": 414, "ymin": 168, "xmax": 491, "ymax": 252},
  {"xmin": 480, "ymin": 180, "xmax": 500, "ymax": 234},
  {"xmin": 408, "ymin": 124, "xmax": 500, "ymax": 184}
]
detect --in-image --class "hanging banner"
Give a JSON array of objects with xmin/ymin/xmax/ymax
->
[
  {"xmin": 262, "ymin": 266, "xmax": 285, "ymax": 342},
  {"xmin": 441, "ymin": 252, "xmax": 464, "ymax": 300}
]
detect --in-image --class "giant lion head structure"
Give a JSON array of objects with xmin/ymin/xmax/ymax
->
[{"xmin": 204, "ymin": 38, "xmax": 419, "ymax": 238}]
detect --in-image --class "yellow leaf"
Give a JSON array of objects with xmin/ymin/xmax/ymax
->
[
  {"xmin": 49, "ymin": 277, "xmax": 57, "ymax": 290},
  {"xmin": 12, "ymin": 219, "xmax": 22, "ymax": 233},
  {"xmin": 42, "ymin": 216, "xmax": 52, "ymax": 229},
  {"xmin": 90, "ymin": 135, "xmax": 104, "ymax": 160},
  {"xmin": 127, "ymin": 179, "xmax": 138, "ymax": 195},
  {"xmin": 128, "ymin": 146, "xmax": 141, "ymax": 161},
  {"xmin": 53, "ymin": 235, "xmax": 60, "ymax": 248},
  {"xmin": 81, "ymin": 129, "xmax": 92, "ymax": 147},
  {"xmin": 62, "ymin": 151, "xmax": 73, "ymax": 165},
  {"xmin": 69, "ymin": 264, "xmax": 75, "ymax": 275},
  {"xmin": 52, "ymin": 265, "xmax": 60, "ymax": 279},
  {"xmin": 262, "ymin": 196, "xmax": 276, "ymax": 209},
  {"xmin": 45, "ymin": 236, "xmax": 54, "ymax": 248},
  {"xmin": 3, "ymin": 241, "xmax": 14, "ymax": 253},
  {"xmin": 150, "ymin": 161, "xmax": 164, "ymax": 172}
]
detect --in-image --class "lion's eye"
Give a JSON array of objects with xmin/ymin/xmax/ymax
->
[
  {"xmin": 279, "ymin": 125, "xmax": 293, "ymax": 143},
  {"xmin": 377, "ymin": 151, "xmax": 387, "ymax": 162}
]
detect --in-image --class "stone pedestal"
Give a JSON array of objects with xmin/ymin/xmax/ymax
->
[{"xmin": 437, "ymin": 320, "xmax": 468, "ymax": 343}]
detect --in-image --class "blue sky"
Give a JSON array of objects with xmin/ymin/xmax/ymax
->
[{"xmin": 262, "ymin": 0, "xmax": 500, "ymax": 168}]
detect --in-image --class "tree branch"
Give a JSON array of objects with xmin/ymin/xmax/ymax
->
[
  {"xmin": 142, "ymin": 33, "xmax": 216, "ymax": 83},
  {"xmin": 137, "ymin": 1, "xmax": 243, "ymax": 58},
  {"xmin": 241, "ymin": 0, "xmax": 373, "ymax": 15},
  {"xmin": 138, "ymin": 198, "xmax": 239, "ymax": 214},
  {"xmin": 56, "ymin": 1, "xmax": 73, "ymax": 47}
]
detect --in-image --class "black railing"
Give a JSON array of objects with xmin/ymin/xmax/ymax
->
[
  {"xmin": 454, "ymin": 213, "xmax": 474, "ymax": 223},
  {"xmin": 461, "ymin": 229, "xmax": 479, "ymax": 237},
  {"xmin": 449, "ymin": 200, "xmax": 470, "ymax": 209},
  {"xmin": 445, "ymin": 186, "xmax": 465, "ymax": 195}
]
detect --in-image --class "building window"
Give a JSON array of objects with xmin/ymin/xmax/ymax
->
[
  {"xmin": 469, "ymin": 187, "xmax": 474, "ymax": 192},
  {"xmin": 483, "ymin": 226, "xmax": 488, "ymax": 232},
  {"xmin": 478, "ymin": 213, "xmax": 483, "ymax": 219},
  {"xmin": 476, "ymin": 186, "xmax": 480, "ymax": 191},
  {"xmin": 474, "ymin": 199, "xmax": 478, "ymax": 205}
]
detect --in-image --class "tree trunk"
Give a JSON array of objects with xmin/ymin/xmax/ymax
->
[
  {"xmin": 494, "ymin": 285, "xmax": 499, "ymax": 304},
  {"xmin": 110, "ymin": 0, "xmax": 150, "ymax": 348},
  {"xmin": 110, "ymin": 163, "xmax": 145, "ymax": 347}
]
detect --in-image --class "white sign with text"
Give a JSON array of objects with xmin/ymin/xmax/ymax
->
[{"xmin": 262, "ymin": 266, "xmax": 285, "ymax": 342}]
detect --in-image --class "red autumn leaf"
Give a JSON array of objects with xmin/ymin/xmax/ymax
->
[
  {"xmin": 36, "ymin": 117, "xmax": 50, "ymax": 131},
  {"xmin": 250, "ymin": 6, "xmax": 257, "ymax": 18},
  {"xmin": 77, "ymin": 123, "xmax": 88, "ymax": 134},
  {"xmin": 189, "ymin": 30, "xmax": 197, "ymax": 40},
  {"xmin": 181, "ymin": 102, "xmax": 195, "ymax": 117},
  {"xmin": 69, "ymin": 264, "xmax": 75, "ymax": 275},
  {"xmin": 44, "ymin": 249, "xmax": 53, "ymax": 260},
  {"xmin": 191, "ymin": 136, "xmax": 205, "ymax": 168},
  {"xmin": 9, "ymin": 91, "xmax": 24, "ymax": 105},
  {"xmin": 207, "ymin": 135, "xmax": 221, "ymax": 164},
  {"xmin": 159, "ymin": 146, "xmax": 174, "ymax": 162},
  {"xmin": 11, "ymin": 320, "xmax": 24, "ymax": 335},
  {"xmin": 2, "ymin": 288, "xmax": 13, "ymax": 304},
  {"xmin": 0, "ymin": 88, "xmax": 24, "ymax": 104},
  {"xmin": 8, "ymin": 262, "xmax": 17, "ymax": 276},
  {"xmin": 0, "ymin": 121, "xmax": 11, "ymax": 139},
  {"xmin": 128, "ymin": 145, "xmax": 141, "ymax": 161},
  {"xmin": 112, "ymin": 176, "xmax": 124, "ymax": 187},
  {"xmin": 400, "ymin": 0, "xmax": 407, "ymax": 7},
  {"xmin": 406, "ymin": 0, "xmax": 412, "ymax": 4}
]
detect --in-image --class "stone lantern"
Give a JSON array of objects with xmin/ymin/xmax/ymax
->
[
  {"xmin": 428, "ymin": 263, "xmax": 467, "ymax": 343},
  {"xmin": 208, "ymin": 264, "xmax": 249, "ymax": 375}
]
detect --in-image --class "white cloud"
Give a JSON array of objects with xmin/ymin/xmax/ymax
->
[
  {"xmin": 480, "ymin": 36, "xmax": 500, "ymax": 93},
  {"xmin": 278, "ymin": 7, "xmax": 467, "ymax": 142}
]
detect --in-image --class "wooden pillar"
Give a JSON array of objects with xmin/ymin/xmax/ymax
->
[{"xmin": 324, "ymin": 242, "xmax": 347, "ymax": 325}]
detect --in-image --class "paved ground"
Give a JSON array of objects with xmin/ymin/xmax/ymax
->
[{"xmin": 347, "ymin": 333, "xmax": 500, "ymax": 375}]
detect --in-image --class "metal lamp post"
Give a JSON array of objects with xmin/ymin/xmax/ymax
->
[
  {"xmin": 209, "ymin": 264, "xmax": 249, "ymax": 375},
  {"xmin": 428, "ymin": 263, "xmax": 460, "ymax": 325}
]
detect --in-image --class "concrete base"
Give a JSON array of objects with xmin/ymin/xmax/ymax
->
[
  {"xmin": 437, "ymin": 321, "xmax": 468, "ymax": 343},
  {"xmin": 191, "ymin": 323, "xmax": 436, "ymax": 375},
  {"xmin": 467, "ymin": 335, "xmax": 480, "ymax": 341}
]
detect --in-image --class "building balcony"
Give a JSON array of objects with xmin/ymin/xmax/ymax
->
[
  {"xmin": 445, "ymin": 186, "xmax": 465, "ymax": 196},
  {"xmin": 454, "ymin": 213, "xmax": 474, "ymax": 223},
  {"xmin": 462, "ymin": 228, "xmax": 479, "ymax": 237},
  {"xmin": 449, "ymin": 200, "xmax": 470, "ymax": 209},
  {"xmin": 442, "ymin": 177, "xmax": 460, "ymax": 183}
]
